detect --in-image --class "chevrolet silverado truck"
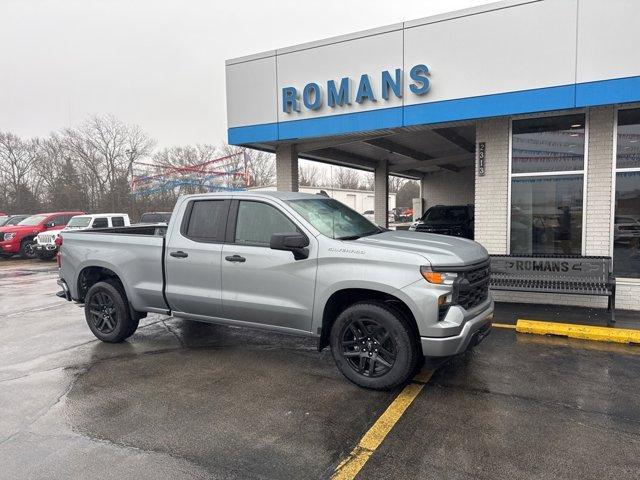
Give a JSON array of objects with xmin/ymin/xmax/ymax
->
[{"xmin": 57, "ymin": 192, "xmax": 493, "ymax": 389}]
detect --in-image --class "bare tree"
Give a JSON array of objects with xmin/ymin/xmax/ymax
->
[
  {"xmin": 149, "ymin": 144, "xmax": 219, "ymax": 197},
  {"xmin": 388, "ymin": 175, "xmax": 406, "ymax": 193},
  {"xmin": 219, "ymin": 143, "xmax": 275, "ymax": 188},
  {"xmin": 0, "ymin": 132, "xmax": 41, "ymax": 210},
  {"xmin": 63, "ymin": 115, "xmax": 154, "ymax": 212},
  {"xmin": 331, "ymin": 166, "xmax": 362, "ymax": 190},
  {"xmin": 299, "ymin": 162, "xmax": 324, "ymax": 187}
]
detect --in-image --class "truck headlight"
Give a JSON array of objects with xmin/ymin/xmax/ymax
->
[
  {"xmin": 3, "ymin": 233, "xmax": 16, "ymax": 241},
  {"xmin": 420, "ymin": 266, "xmax": 457, "ymax": 285},
  {"xmin": 409, "ymin": 222, "xmax": 419, "ymax": 231}
]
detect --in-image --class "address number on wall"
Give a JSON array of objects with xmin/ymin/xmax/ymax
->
[{"xmin": 478, "ymin": 142, "xmax": 486, "ymax": 176}]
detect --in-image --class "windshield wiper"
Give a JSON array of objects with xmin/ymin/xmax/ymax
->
[{"xmin": 336, "ymin": 235, "xmax": 362, "ymax": 240}]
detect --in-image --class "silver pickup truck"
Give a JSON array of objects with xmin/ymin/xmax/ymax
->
[{"xmin": 58, "ymin": 191, "xmax": 493, "ymax": 389}]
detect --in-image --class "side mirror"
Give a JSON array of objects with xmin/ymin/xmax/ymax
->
[{"xmin": 270, "ymin": 232, "xmax": 309, "ymax": 260}]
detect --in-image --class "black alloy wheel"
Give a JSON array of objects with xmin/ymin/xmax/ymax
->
[
  {"xmin": 340, "ymin": 317, "xmax": 397, "ymax": 378},
  {"xmin": 88, "ymin": 291, "xmax": 119, "ymax": 334}
]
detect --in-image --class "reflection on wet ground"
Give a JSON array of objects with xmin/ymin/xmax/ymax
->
[{"xmin": 1, "ymin": 260, "xmax": 639, "ymax": 479}]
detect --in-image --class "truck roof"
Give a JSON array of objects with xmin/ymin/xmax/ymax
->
[
  {"xmin": 73, "ymin": 213, "xmax": 129, "ymax": 217},
  {"xmin": 183, "ymin": 191, "xmax": 322, "ymax": 201}
]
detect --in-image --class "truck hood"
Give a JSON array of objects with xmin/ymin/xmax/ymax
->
[
  {"xmin": 37, "ymin": 229, "xmax": 64, "ymax": 237},
  {"xmin": 353, "ymin": 230, "xmax": 488, "ymax": 266},
  {"xmin": 0, "ymin": 224, "xmax": 42, "ymax": 235}
]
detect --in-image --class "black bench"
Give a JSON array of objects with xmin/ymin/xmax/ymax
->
[{"xmin": 489, "ymin": 254, "xmax": 616, "ymax": 326}]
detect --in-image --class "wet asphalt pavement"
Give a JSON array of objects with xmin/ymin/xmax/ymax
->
[{"xmin": 1, "ymin": 259, "xmax": 639, "ymax": 480}]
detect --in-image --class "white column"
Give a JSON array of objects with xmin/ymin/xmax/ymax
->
[
  {"xmin": 374, "ymin": 159, "xmax": 389, "ymax": 228},
  {"xmin": 474, "ymin": 117, "xmax": 510, "ymax": 254},
  {"xmin": 584, "ymin": 106, "xmax": 615, "ymax": 256},
  {"xmin": 276, "ymin": 144, "xmax": 298, "ymax": 192}
]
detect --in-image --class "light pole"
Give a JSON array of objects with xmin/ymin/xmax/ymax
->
[{"xmin": 125, "ymin": 148, "xmax": 137, "ymax": 219}]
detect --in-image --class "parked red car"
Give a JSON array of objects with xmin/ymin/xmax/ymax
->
[{"xmin": 0, "ymin": 211, "xmax": 84, "ymax": 259}]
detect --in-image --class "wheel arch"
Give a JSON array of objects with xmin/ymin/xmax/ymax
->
[
  {"xmin": 77, "ymin": 265, "xmax": 124, "ymax": 302},
  {"xmin": 317, "ymin": 287, "xmax": 420, "ymax": 352},
  {"xmin": 77, "ymin": 265, "xmax": 146, "ymax": 321}
]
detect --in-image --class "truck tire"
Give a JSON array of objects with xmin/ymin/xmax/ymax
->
[
  {"xmin": 330, "ymin": 301, "xmax": 420, "ymax": 390},
  {"xmin": 84, "ymin": 280, "xmax": 139, "ymax": 343},
  {"xmin": 19, "ymin": 239, "xmax": 37, "ymax": 259}
]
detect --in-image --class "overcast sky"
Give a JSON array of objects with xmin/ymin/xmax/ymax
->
[{"xmin": 0, "ymin": 0, "xmax": 493, "ymax": 148}]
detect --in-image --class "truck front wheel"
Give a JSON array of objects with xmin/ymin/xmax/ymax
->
[
  {"xmin": 19, "ymin": 239, "xmax": 37, "ymax": 259},
  {"xmin": 330, "ymin": 301, "xmax": 419, "ymax": 390},
  {"xmin": 84, "ymin": 280, "xmax": 139, "ymax": 342}
]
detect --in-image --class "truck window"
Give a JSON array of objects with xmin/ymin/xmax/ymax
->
[
  {"xmin": 49, "ymin": 215, "xmax": 66, "ymax": 226},
  {"xmin": 184, "ymin": 200, "xmax": 227, "ymax": 241},
  {"xmin": 234, "ymin": 201, "xmax": 297, "ymax": 247},
  {"xmin": 111, "ymin": 216, "xmax": 125, "ymax": 227},
  {"xmin": 92, "ymin": 217, "xmax": 108, "ymax": 228}
]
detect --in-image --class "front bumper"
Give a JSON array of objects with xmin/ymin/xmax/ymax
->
[
  {"xmin": 420, "ymin": 302, "xmax": 494, "ymax": 357},
  {"xmin": 0, "ymin": 241, "xmax": 20, "ymax": 253},
  {"xmin": 35, "ymin": 244, "xmax": 58, "ymax": 253}
]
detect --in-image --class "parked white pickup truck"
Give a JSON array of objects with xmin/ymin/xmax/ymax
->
[{"xmin": 35, "ymin": 213, "xmax": 130, "ymax": 260}]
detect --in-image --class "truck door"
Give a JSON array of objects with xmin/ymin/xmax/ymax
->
[
  {"xmin": 221, "ymin": 199, "xmax": 317, "ymax": 332},
  {"xmin": 164, "ymin": 199, "xmax": 229, "ymax": 318}
]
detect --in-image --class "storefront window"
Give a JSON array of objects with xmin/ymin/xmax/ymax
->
[
  {"xmin": 512, "ymin": 114, "xmax": 585, "ymax": 173},
  {"xmin": 510, "ymin": 114, "xmax": 585, "ymax": 255},
  {"xmin": 614, "ymin": 108, "xmax": 640, "ymax": 278}
]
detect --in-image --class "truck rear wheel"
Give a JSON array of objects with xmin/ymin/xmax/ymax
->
[
  {"xmin": 330, "ymin": 301, "xmax": 419, "ymax": 390},
  {"xmin": 84, "ymin": 280, "xmax": 139, "ymax": 342}
]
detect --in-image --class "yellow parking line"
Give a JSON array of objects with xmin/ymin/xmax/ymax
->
[
  {"xmin": 492, "ymin": 322, "xmax": 516, "ymax": 330},
  {"xmin": 516, "ymin": 319, "xmax": 640, "ymax": 345},
  {"xmin": 332, "ymin": 367, "xmax": 433, "ymax": 480}
]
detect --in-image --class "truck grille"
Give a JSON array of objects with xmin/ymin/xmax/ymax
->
[
  {"xmin": 415, "ymin": 225, "xmax": 450, "ymax": 235},
  {"xmin": 456, "ymin": 259, "xmax": 491, "ymax": 310},
  {"xmin": 38, "ymin": 234, "xmax": 55, "ymax": 245}
]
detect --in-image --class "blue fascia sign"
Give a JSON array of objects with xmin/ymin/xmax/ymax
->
[{"xmin": 282, "ymin": 64, "xmax": 430, "ymax": 114}]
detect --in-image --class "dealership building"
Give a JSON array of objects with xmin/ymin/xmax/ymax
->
[{"xmin": 225, "ymin": 0, "xmax": 640, "ymax": 311}]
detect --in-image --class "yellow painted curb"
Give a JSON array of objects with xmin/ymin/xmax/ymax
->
[{"xmin": 516, "ymin": 319, "xmax": 640, "ymax": 345}]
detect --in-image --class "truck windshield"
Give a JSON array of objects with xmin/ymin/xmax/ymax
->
[
  {"xmin": 66, "ymin": 217, "xmax": 92, "ymax": 228},
  {"xmin": 287, "ymin": 198, "xmax": 382, "ymax": 240},
  {"xmin": 18, "ymin": 215, "xmax": 47, "ymax": 226}
]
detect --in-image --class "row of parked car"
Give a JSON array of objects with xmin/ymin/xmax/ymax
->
[{"xmin": 0, "ymin": 211, "xmax": 172, "ymax": 260}]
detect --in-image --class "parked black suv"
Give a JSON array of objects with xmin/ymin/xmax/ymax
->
[{"xmin": 409, "ymin": 204, "xmax": 474, "ymax": 240}]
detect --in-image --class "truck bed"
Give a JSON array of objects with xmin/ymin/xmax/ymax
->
[
  {"xmin": 74, "ymin": 224, "xmax": 168, "ymax": 236},
  {"xmin": 60, "ymin": 226, "xmax": 169, "ymax": 313}
]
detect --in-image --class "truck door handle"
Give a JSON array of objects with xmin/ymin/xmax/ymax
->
[
  {"xmin": 225, "ymin": 255, "xmax": 246, "ymax": 263},
  {"xmin": 170, "ymin": 251, "xmax": 188, "ymax": 258}
]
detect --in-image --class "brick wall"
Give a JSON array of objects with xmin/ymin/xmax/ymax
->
[
  {"xmin": 474, "ymin": 110, "xmax": 640, "ymax": 311},
  {"xmin": 475, "ymin": 117, "xmax": 510, "ymax": 254},
  {"xmin": 275, "ymin": 145, "xmax": 298, "ymax": 192},
  {"xmin": 585, "ymin": 106, "xmax": 615, "ymax": 256},
  {"xmin": 421, "ymin": 167, "xmax": 474, "ymax": 209},
  {"xmin": 374, "ymin": 160, "xmax": 389, "ymax": 227}
]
